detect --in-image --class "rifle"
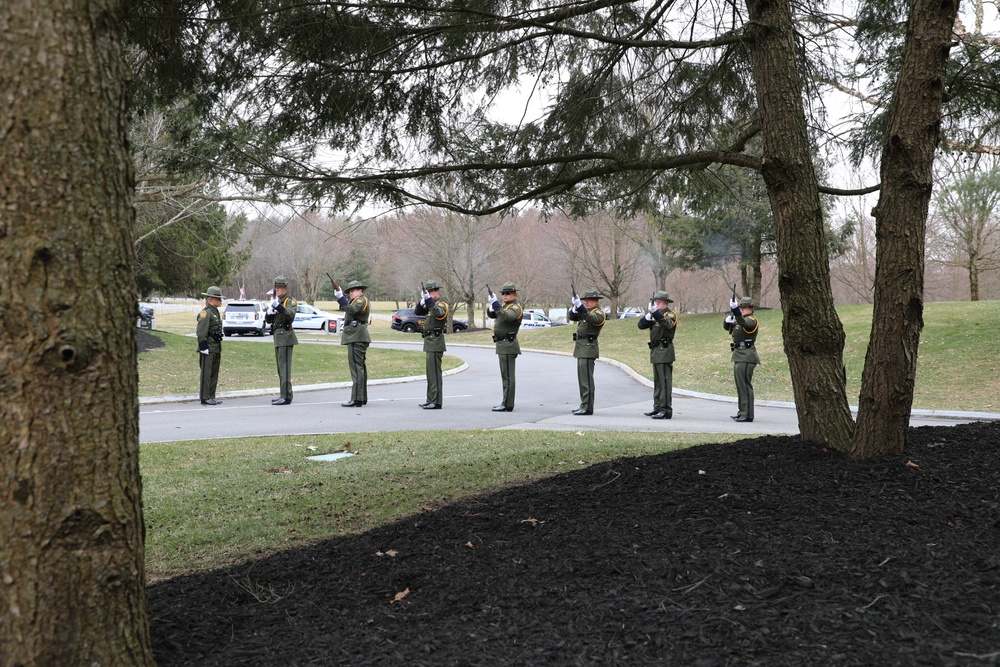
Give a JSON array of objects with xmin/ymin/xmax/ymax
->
[
  {"xmin": 326, "ymin": 273, "xmax": 341, "ymax": 294},
  {"xmin": 571, "ymin": 283, "xmax": 578, "ymax": 299},
  {"xmin": 731, "ymin": 283, "xmax": 737, "ymax": 302},
  {"xmin": 485, "ymin": 283, "xmax": 493, "ymax": 298}
]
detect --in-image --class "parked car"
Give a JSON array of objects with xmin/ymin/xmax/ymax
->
[
  {"xmin": 223, "ymin": 300, "xmax": 268, "ymax": 336},
  {"xmin": 521, "ymin": 311, "xmax": 557, "ymax": 329},
  {"xmin": 294, "ymin": 303, "xmax": 339, "ymax": 333},
  {"xmin": 391, "ymin": 308, "xmax": 468, "ymax": 333}
]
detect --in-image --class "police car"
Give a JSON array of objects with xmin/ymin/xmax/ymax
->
[
  {"xmin": 520, "ymin": 310, "xmax": 562, "ymax": 329},
  {"xmin": 223, "ymin": 300, "xmax": 268, "ymax": 336},
  {"xmin": 293, "ymin": 303, "xmax": 339, "ymax": 333}
]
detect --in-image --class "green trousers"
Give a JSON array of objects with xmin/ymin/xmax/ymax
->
[
  {"xmin": 653, "ymin": 362, "xmax": 673, "ymax": 416},
  {"xmin": 734, "ymin": 361, "xmax": 756, "ymax": 420},
  {"xmin": 275, "ymin": 345, "xmax": 294, "ymax": 400},
  {"xmin": 347, "ymin": 342, "xmax": 369, "ymax": 403},
  {"xmin": 425, "ymin": 351, "xmax": 443, "ymax": 405},
  {"xmin": 577, "ymin": 357, "xmax": 596, "ymax": 412},
  {"xmin": 199, "ymin": 350, "xmax": 221, "ymax": 401},
  {"xmin": 498, "ymin": 354, "xmax": 517, "ymax": 409}
]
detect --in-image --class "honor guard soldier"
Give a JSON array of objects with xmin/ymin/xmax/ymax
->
[
  {"xmin": 724, "ymin": 296, "xmax": 760, "ymax": 422},
  {"xmin": 568, "ymin": 288, "xmax": 606, "ymax": 415},
  {"xmin": 414, "ymin": 281, "xmax": 448, "ymax": 409},
  {"xmin": 336, "ymin": 280, "xmax": 371, "ymax": 407},
  {"xmin": 638, "ymin": 290, "xmax": 678, "ymax": 419},
  {"xmin": 265, "ymin": 276, "xmax": 298, "ymax": 405},
  {"xmin": 196, "ymin": 286, "xmax": 225, "ymax": 405},
  {"xmin": 486, "ymin": 281, "xmax": 523, "ymax": 412}
]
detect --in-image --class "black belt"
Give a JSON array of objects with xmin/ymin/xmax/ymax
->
[
  {"xmin": 573, "ymin": 333, "xmax": 596, "ymax": 342},
  {"xmin": 349, "ymin": 321, "xmax": 368, "ymax": 327},
  {"xmin": 423, "ymin": 328, "xmax": 443, "ymax": 338},
  {"xmin": 493, "ymin": 333, "xmax": 517, "ymax": 342},
  {"xmin": 731, "ymin": 341, "xmax": 754, "ymax": 350},
  {"xmin": 648, "ymin": 340, "xmax": 672, "ymax": 349}
]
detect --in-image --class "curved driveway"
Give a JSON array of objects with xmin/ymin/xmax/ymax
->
[{"xmin": 139, "ymin": 341, "xmax": 987, "ymax": 443}]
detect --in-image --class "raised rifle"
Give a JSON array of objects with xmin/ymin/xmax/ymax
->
[
  {"xmin": 731, "ymin": 283, "xmax": 737, "ymax": 303},
  {"xmin": 571, "ymin": 283, "xmax": 578, "ymax": 299},
  {"xmin": 326, "ymin": 273, "xmax": 341, "ymax": 292}
]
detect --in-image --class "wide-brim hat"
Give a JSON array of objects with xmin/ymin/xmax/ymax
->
[
  {"xmin": 273, "ymin": 275, "xmax": 287, "ymax": 286},
  {"xmin": 500, "ymin": 281, "xmax": 517, "ymax": 293},
  {"xmin": 652, "ymin": 290, "xmax": 673, "ymax": 303},
  {"xmin": 739, "ymin": 296, "xmax": 754, "ymax": 308},
  {"xmin": 346, "ymin": 280, "xmax": 367, "ymax": 290},
  {"xmin": 424, "ymin": 280, "xmax": 441, "ymax": 291},
  {"xmin": 581, "ymin": 288, "xmax": 602, "ymax": 299},
  {"xmin": 201, "ymin": 286, "xmax": 223, "ymax": 298}
]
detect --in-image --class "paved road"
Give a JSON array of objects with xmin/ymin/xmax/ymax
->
[{"xmin": 139, "ymin": 341, "xmax": 988, "ymax": 443}]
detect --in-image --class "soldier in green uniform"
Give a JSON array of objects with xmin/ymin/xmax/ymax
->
[
  {"xmin": 724, "ymin": 296, "xmax": 760, "ymax": 422},
  {"xmin": 265, "ymin": 276, "xmax": 298, "ymax": 405},
  {"xmin": 486, "ymin": 281, "xmax": 523, "ymax": 412},
  {"xmin": 637, "ymin": 290, "xmax": 678, "ymax": 419},
  {"xmin": 196, "ymin": 286, "xmax": 224, "ymax": 405},
  {"xmin": 336, "ymin": 280, "xmax": 371, "ymax": 407},
  {"xmin": 568, "ymin": 288, "xmax": 606, "ymax": 415},
  {"xmin": 414, "ymin": 280, "xmax": 448, "ymax": 409}
]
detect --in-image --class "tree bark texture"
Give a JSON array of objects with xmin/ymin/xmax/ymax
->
[
  {"xmin": 743, "ymin": 0, "xmax": 855, "ymax": 450},
  {"xmin": 852, "ymin": 0, "xmax": 959, "ymax": 459},
  {"xmin": 0, "ymin": 1, "xmax": 155, "ymax": 664}
]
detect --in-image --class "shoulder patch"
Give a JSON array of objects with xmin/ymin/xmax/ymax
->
[{"xmin": 198, "ymin": 311, "xmax": 207, "ymax": 320}]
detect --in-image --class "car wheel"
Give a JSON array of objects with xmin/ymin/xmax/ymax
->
[
  {"xmin": 454, "ymin": 324, "xmax": 466, "ymax": 332},
  {"xmin": 402, "ymin": 323, "xmax": 417, "ymax": 333}
]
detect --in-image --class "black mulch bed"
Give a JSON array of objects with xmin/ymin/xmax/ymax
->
[
  {"xmin": 138, "ymin": 328, "xmax": 165, "ymax": 354},
  {"xmin": 148, "ymin": 421, "xmax": 1000, "ymax": 666}
]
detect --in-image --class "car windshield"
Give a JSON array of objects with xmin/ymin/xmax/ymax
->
[{"xmin": 226, "ymin": 304, "xmax": 256, "ymax": 313}]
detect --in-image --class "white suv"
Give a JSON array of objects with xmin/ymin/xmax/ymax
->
[{"xmin": 223, "ymin": 300, "xmax": 268, "ymax": 336}]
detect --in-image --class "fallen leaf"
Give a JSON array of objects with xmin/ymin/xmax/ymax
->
[
  {"xmin": 905, "ymin": 460, "xmax": 920, "ymax": 469},
  {"xmin": 390, "ymin": 588, "xmax": 410, "ymax": 604},
  {"xmin": 464, "ymin": 541, "xmax": 476, "ymax": 549},
  {"xmin": 520, "ymin": 518, "xmax": 543, "ymax": 526}
]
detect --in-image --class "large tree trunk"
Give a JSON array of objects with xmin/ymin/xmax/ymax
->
[
  {"xmin": 744, "ymin": 0, "xmax": 855, "ymax": 450},
  {"xmin": 0, "ymin": 1, "xmax": 155, "ymax": 664},
  {"xmin": 851, "ymin": 0, "xmax": 959, "ymax": 459}
]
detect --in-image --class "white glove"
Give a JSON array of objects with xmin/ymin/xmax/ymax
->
[
  {"xmin": 572, "ymin": 296, "xmax": 583, "ymax": 309},
  {"xmin": 334, "ymin": 288, "xmax": 344, "ymax": 299},
  {"xmin": 729, "ymin": 299, "xmax": 739, "ymax": 310},
  {"xmin": 267, "ymin": 306, "xmax": 276, "ymax": 315},
  {"xmin": 487, "ymin": 290, "xmax": 496, "ymax": 302},
  {"xmin": 270, "ymin": 297, "xmax": 280, "ymax": 308},
  {"xmin": 644, "ymin": 311, "xmax": 654, "ymax": 321},
  {"xmin": 725, "ymin": 315, "xmax": 735, "ymax": 324},
  {"xmin": 421, "ymin": 290, "xmax": 431, "ymax": 302},
  {"xmin": 200, "ymin": 348, "xmax": 210, "ymax": 355},
  {"xmin": 490, "ymin": 297, "xmax": 501, "ymax": 311}
]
